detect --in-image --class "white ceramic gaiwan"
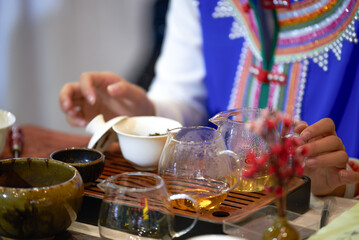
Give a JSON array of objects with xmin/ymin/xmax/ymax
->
[
  {"xmin": 86, "ymin": 114, "xmax": 127, "ymax": 152},
  {"xmin": 0, "ymin": 110, "xmax": 16, "ymax": 156},
  {"xmin": 112, "ymin": 116, "xmax": 182, "ymax": 171}
]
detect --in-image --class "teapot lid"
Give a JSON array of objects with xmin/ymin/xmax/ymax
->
[{"xmin": 86, "ymin": 114, "xmax": 127, "ymax": 152}]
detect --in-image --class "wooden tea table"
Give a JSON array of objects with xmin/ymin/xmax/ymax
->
[{"xmin": 0, "ymin": 125, "xmax": 318, "ymax": 239}]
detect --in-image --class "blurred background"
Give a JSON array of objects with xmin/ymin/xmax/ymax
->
[{"xmin": 0, "ymin": 0, "xmax": 168, "ymax": 134}]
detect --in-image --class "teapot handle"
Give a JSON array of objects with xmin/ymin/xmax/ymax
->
[
  {"xmin": 169, "ymin": 194, "xmax": 199, "ymax": 238},
  {"xmin": 218, "ymin": 149, "xmax": 242, "ymax": 192},
  {"xmin": 97, "ymin": 177, "xmax": 116, "ymax": 191}
]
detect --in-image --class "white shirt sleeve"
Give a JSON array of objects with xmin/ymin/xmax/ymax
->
[{"xmin": 147, "ymin": 0, "xmax": 208, "ymax": 126}]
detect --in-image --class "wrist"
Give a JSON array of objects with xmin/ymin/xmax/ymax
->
[{"xmin": 330, "ymin": 184, "xmax": 347, "ymax": 197}]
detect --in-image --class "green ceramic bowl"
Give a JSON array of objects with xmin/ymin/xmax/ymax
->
[
  {"xmin": 0, "ymin": 158, "xmax": 84, "ymax": 239},
  {"xmin": 50, "ymin": 147, "xmax": 105, "ymax": 185}
]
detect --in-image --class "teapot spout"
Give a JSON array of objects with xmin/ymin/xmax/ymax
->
[{"xmin": 209, "ymin": 112, "xmax": 228, "ymax": 127}]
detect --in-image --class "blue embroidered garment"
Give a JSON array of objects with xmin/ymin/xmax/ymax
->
[{"xmin": 198, "ymin": 0, "xmax": 359, "ymax": 158}]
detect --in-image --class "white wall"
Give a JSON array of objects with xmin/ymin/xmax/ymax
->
[{"xmin": 0, "ymin": 0, "xmax": 156, "ymax": 135}]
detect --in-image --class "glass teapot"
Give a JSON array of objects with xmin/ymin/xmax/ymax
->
[
  {"xmin": 97, "ymin": 172, "xmax": 199, "ymax": 239},
  {"xmin": 209, "ymin": 108, "xmax": 272, "ymax": 192},
  {"xmin": 158, "ymin": 126, "xmax": 241, "ymax": 213}
]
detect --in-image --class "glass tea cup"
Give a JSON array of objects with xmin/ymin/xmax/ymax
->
[
  {"xmin": 158, "ymin": 126, "xmax": 241, "ymax": 213},
  {"xmin": 97, "ymin": 172, "xmax": 199, "ymax": 240},
  {"xmin": 210, "ymin": 108, "xmax": 274, "ymax": 192}
]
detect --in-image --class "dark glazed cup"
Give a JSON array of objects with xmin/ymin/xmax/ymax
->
[
  {"xmin": 50, "ymin": 147, "xmax": 105, "ymax": 185},
  {"xmin": 0, "ymin": 158, "xmax": 84, "ymax": 239}
]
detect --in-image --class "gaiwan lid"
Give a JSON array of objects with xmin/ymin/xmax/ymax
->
[{"xmin": 86, "ymin": 114, "xmax": 127, "ymax": 152}]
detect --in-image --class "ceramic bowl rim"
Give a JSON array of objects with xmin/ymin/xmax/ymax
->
[
  {"xmin": 112, "ymin": 116, "xmax": 181, "ymax": 139},
  {"xmin": 50, "ymin": 147, "xmax": 105, "ymax": 167},
  {"xmin": 0, "ymin": 157, "xmax": 80, "ymax": 190},
  {"xmin": 0, "ymin": 109, "xmax": 16, "ymax": 129}
]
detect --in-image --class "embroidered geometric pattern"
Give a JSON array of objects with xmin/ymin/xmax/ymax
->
[{"xmin": 213, "ymin": 0, "xmax": 359, "ymax": 118}]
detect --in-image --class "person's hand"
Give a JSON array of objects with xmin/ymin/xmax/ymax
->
[
  {"xmin": 294, "ymin": 118, "xmax": 359, "ymax": 196},
  {"xmin": 59, "ymin": 72, "xmax": 155, "ymax": 127}
]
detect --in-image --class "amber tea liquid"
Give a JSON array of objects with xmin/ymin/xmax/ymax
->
[
  {"xmin": 235, "ymin": 174, "xmax": 272, "ymax": 192},
  {"xmin": 234, "ymin": 165, "xmax": 273, "ymax": 192},
  {"xmin": 163, "ymin": 176, "xmax": 229, "ymax": 212},
  {"xmin": 172, "ymin": 190, "xmax": 227, "ymax": 212}
]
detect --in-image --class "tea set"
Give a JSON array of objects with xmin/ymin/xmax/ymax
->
[{"xmin": 0, "ymin": 108, "xmax": 268, "ymax": 239}]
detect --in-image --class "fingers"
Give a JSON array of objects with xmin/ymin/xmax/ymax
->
[
  {"xmin": 66, "ymin": 114, "xmax": 87, "ymax": 127},
  {"xmin": 304, "ymin": 135, "xmax": 346, "ymax": 157},
  {"xmin": 303, "ymin": 133, "xmax": 348, "ymax": 169},
  {"xmin": 59, "ymin": 82, "xmax": 82, "ymax": 112},
  {"xmin": 293, "ymin": 121, "xmax": 308, "ymax": 135},
  {"xmin": 59, "ymin": 71, "xmax": 155, "ymax": 127},
  {"xmin": 79, "ymin": 72, "xmax": 124, "ymax": 105},
  {"xmin": 299, "ymin": 118, "xmax": 356, "ymax": 197},
  {"xmin": 297, "ymin": 118, "xmax": 347, "ymax": 169},
  {"xmin": 305, "ymin": 150, "xmax": 348, "ymax": 168},
  {"xmin": 107, "ymin": 81, "xmax": 146, "ymax": 102},
  {"xmin": 60, "ymin": 91, "xmax": 87, "ymax": 127},
  {"xmin": 106, "ymin": 80, "xmax": 156, "ymax": 116},
  {"xmin": 300, "ymin": 118, "xmax": 336, "ymax": 142}
]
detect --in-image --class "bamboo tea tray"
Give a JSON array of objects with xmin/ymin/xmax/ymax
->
[
  {"xmin": 84, "ymin": 149, "xmax": 310, "ymax": 224},
  {"xmin": 1, "ymin": 125, "xmax": 310, "ymax": 225}
]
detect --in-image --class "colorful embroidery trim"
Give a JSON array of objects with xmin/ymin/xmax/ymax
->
[
  {"xmin": 216, "ymin": 0, "xmax": 359, "ymax": 70},
  {"xmin": 228, "ymin": 44, "xmax": 307, "ymax": 118},
  {"xmin": 214, "ymin": 0, "xmax": 359, "ymax": 118}
]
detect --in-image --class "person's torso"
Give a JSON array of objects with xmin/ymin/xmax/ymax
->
[{"xmin": 198, "ymin": 0, "xmax": 359, "ymax": 158}]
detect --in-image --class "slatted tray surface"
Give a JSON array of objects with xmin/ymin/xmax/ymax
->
[{"xmin": 85, "ymin": 148, "xmax": 306, "ymax": 223}]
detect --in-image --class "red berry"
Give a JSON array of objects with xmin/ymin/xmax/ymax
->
[
  {"xmin": 301, "ymin": 146, "xmax": 310, "ymax": 156},
  {"xmin": 266, "ymin": 119, "xmax": 276, "ymax": 130},
  {"xmin": 256, "ymin": 154, "xmax": 269, "ymax": 166},
  {"xmin": 275, "ymin": 186, "xmax": 283, "ymax": 197},
  {"xmin": 267, "ymin": 165, "xmax": 276, "ymax": 175},
  {"xmin": 283, "ymin": 115, "xmax": 292, "ymax": 127},
  {"xmin": 245, "ymin": 151, "xmax": 256, "ymax": 164},
  {"xmin": 271, "ymin": 144, "xmax": 282, "ymax": 155}
]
